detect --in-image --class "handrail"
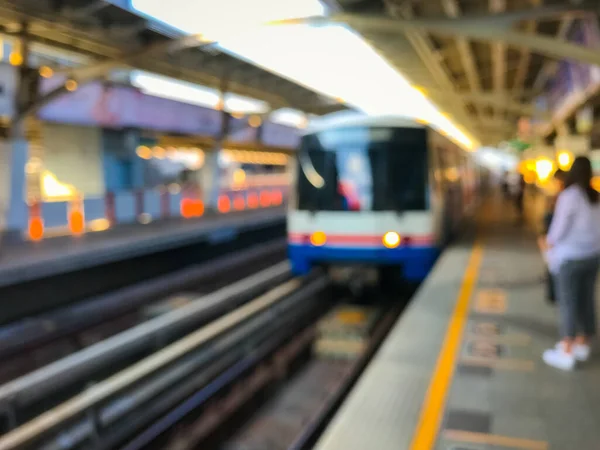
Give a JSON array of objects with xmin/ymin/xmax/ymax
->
[
  {"xmin": 0, "ymin": 261, "xmax": 291, "ymax": 410},
  {"xmin": 0, "ymin": 278, "xmax": 303, "ymax": 450}
]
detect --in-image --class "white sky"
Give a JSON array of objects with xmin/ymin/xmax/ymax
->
[{"xmin": 131, "ymin": 0, "xmax": 477, "ymax": 149}]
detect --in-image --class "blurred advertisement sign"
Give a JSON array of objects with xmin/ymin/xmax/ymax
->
[
  {"xmin": 37, "ymin": 78, "xmax": 299, "ymax": 147},
  {"xmin": 534, "ymin": 18, "xmax": 600, "ymax": 132}
]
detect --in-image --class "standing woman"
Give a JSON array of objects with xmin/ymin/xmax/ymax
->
[
  {"xmin": 543, "ymin": 156, "xmax": 600, "ymax": 370},
  {"xmin": 538, "ymin": 169, "xmax": 567, "ymax": 304}
]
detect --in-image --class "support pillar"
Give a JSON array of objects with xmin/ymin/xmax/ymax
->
[
  {"xmin": 7, "ymin": 25, "xmax": 36, "ymax": 233},
  {"xmin": 203, "ymin": 77, "xmax": 230, "ymax": 209}
]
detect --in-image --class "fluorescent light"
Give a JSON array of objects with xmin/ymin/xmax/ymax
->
[
  {"xmin": 131, "ymin": 71, "xmax": 268, "ymax": 113},
  {"xmin": 270, "ymin": 108, "xmax": 312, "ymax": 128}
]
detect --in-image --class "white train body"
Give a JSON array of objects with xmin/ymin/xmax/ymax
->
[{"xmin": 287, "ymin": 111, "xmax": 478, "ymax": 282}]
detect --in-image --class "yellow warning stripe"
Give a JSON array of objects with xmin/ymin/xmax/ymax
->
[{"xmin": 408, "ymin": 242, "xmax": 484, "ymax": 450}]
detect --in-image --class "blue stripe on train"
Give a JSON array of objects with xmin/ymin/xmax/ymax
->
[{"xmin": 288, "ymin": 244, "xmax": 440, "ymax": 282}]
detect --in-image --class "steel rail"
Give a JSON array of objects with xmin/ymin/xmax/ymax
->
[
  {"xmin": 0, "ymin": 275, "xmax": 312, "ymax": 450},
  {"xmin": 0, "ymin": 261, "xmax": 291, "ymax": 411}
]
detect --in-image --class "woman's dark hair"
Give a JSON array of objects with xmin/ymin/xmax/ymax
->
[
  {"xmin": 565, "ymin": 156, "xmax": 598, "ymax": 204},
  {"xmin": 553, "ymin": 168, "xmax": 567, "ymax": 182}
]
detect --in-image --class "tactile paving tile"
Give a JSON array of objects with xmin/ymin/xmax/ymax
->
[
  {"xmin": 445, "ymin": 409, "xmax": 492, "ymax": 434},
  {"xmin": 456, "ymin": 364, "xmax": 493, "ymax": 378}
]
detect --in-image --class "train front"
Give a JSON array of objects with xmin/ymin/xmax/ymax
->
[{"xmin": 287, "ymin": 122, "xmax": 439, "ymax": 284}]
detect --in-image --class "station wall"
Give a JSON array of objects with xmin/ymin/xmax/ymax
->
[{"xmin": 41, "ymin": 123, "xmax": 105, "ymax": 197}]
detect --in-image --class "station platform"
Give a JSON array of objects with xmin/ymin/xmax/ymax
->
[
  {"xmin": 0, "ymin": 207, "xmax": 285, "ymax": 287},
  {"xmin": 316, "ymin": 197, "xmax": 600, "ymax": 450}
]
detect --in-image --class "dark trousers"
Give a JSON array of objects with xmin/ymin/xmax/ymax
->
[
  {"xmin": 545, "ymin": 269, "xmax": 555, "ymax": 304},
  {"xmin": 556, "ymin": 256, "xmax": 600, "ymax": 338}
]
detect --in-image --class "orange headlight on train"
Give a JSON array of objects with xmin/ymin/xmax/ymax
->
[
  {"xmin": 382, "ymin": 231, "xmax": 401, "ymax": 249},
  {"xmin": 310, "ymin": 231, "xmax": 327, "ymax": 246}
]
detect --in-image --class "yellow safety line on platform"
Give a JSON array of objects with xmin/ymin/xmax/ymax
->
[
  {"xmin": 443, "ymin": 430, "xmax": 548, "ymax": 450},
  {"xmin": 408, "ymin": 241, "xmax": 484, "ymax": 450}
]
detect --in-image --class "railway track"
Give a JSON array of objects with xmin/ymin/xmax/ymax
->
[
  {"xmin": 0, "ymin": 251, "xmax": 291, "ymax": 434},
  {"xmin": 153, "ymin": 302, "xmax": 402, "ymax": 450},
  {"xmin": 0, "ymin": 271, "xmax": 412, "ymax": 450},
  {"xmin": 0, "ymin": 272, "xmax": 331, "ymax": 450},
  {"xmin": 0, "ymin": 240, "xmax": 286, "ymax": 387}
]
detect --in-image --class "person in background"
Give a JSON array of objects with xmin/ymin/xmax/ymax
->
[
  {"xmin": 538, "ymin": 168, "xmax": 567, "ymax": 304},
  {"xmin": 501, "ymin": 171, "xmax": 510, "ymax": 199},
  {"xmin": 542, "ymin": 156, "xmax": 600, "ymax": 370},
  {"xmin": 513, "ymin": 172, "xmax": 526, "ymax": 224}
]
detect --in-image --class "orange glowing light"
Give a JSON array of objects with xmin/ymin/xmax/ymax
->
[
  {"xmin": 271, "ymin": 190, "xmax": 283, "ymax": 205},
  {"xmin": 259, "ymin": 191, "xmax": 271, "ymax": 207},
  {"xmin": 247, "ymin": 193, "xmax": 259, "ymax": 209},
  {"xmin": 181, "ymin": 198, "xmax": 194, "ymax": 218},
  {"xmin": 39, "ymin": 66, "xmax": 54, "ymax": 78},
  {"xmin": 28, "ymin": 217, "xmax": 44, "ymax": 241},
  {"xmin": 69, "ymin": 209, "xmax": 85, "ymax": 235},
  {"xmin": 65, "ymin": 79, "xmax": 78, "ymax": 92},
  {"xmin": 592, "ymin": 176, "xmax": 600, "ymax": 192},
  {"xmin": 218, "ymin": 195, "xmax": 231, "ymax": 213},
  {"xmin": 233, "ymin": 196, "xmax": 245, "ymax": 210},
  {"xmin": 9, "ymin": 52, "xmax": 23, "ymax": 66},
  {"xmin": 310, "ymin": 231, "xmax": 326, "ymax": 246},
  {"xmin": 181, "ymin": 199, "xmax": 204, "ymax": 218},
  {"xmin": 248, "ymin": 115, "xmax": 262, "ymax": 128},
  {"xmin": 195, "ymin": 201, "xmax": 205, "ymax": 217}
]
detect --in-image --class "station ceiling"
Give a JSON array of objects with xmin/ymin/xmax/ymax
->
[
  {"xmin": 333, "ymin": 0, "xmax": 600, "ymax": 146},
  {"xmin": 0, "ymin": 0, "xmax": 342, "ymax": 116},
  {"xmin": 0, "ymin": 0, "xmax": 598, "ymax": 147}
]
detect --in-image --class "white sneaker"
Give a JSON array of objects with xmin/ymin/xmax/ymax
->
[
  {"xmin": 543, "ymin": 348, "xmax": 576, "ymax": 371},
  {"xmin": 555, "ymin": 342, "xmax": 591, "ymax": 362}
]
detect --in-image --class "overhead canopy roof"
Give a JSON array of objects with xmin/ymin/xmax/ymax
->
[
  {"xmin": 0, "ymin": 0, "xmax": 343, "ymax": 115},
  {"xmin": 332, "ymin": 0, "xmax": 600, "ymax": 146}
]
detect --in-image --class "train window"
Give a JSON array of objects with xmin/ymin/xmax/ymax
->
[{"xmin": 296, "ymin": 126, "xmax": 428, "ymax": 212}]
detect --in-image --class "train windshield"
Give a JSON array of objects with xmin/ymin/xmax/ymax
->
[{"xmin": 296, "ymin": 126, "xmax": 427, "ymax": 212}]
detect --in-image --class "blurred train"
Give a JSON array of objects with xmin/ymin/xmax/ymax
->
[{"xmin": 287, "ymin": 111, "xmax": 480, "ymax": 286}]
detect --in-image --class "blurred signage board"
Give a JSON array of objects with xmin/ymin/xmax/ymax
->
[
  {"xmin": 261, "ymin": 121, "xmax": 300, "ymax": 148},
  {"xmin": 38, "ymin": 79, "xmax": 222, "ymax": 136},
  {"xmin": 535, "ymin": 18, "xmax": 600, "ymax": 133},
  {"xmin": 37, "ymin": 78, "xmax": 299, "ymax": 148}
]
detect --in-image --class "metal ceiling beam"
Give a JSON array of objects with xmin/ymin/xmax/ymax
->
[
  {"xmin": 381, "ymin": 0, "xmax": 478, "ymax": 138},
  {"xmin": 419, "ymin": 89, "xmax": 544, "ymax": 116},
  {"xmin": 277, "ymin": 3, "xmax": 596, "ymax": 29},
  {"xmin": 513, "ymin": 0, "xmax": 542, "ymax": 98},
  {"xmin": 532, "ymin": 15, "xmax": 574, "ymax": 92},
  {"xmin": 454, "ymin": 94, "xmax": 538, "ymax": 116},
  {"xmin": 306, "ymin": 12, "xmax": 600, "ymax": 67},
  {"xmin": 0, "ymin": 3, "xmax": 328, "ymax": 114},
  {"xmin": 54, "ymin": 37, "xmax": 198, "ymax": 81},
  {"xmin": 490, "ymin": 0, "xmax": 506, "ymax": 120},
  {"xmin": 440, "ymin": 0, "xmax": 482, "ymax": 118}
]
